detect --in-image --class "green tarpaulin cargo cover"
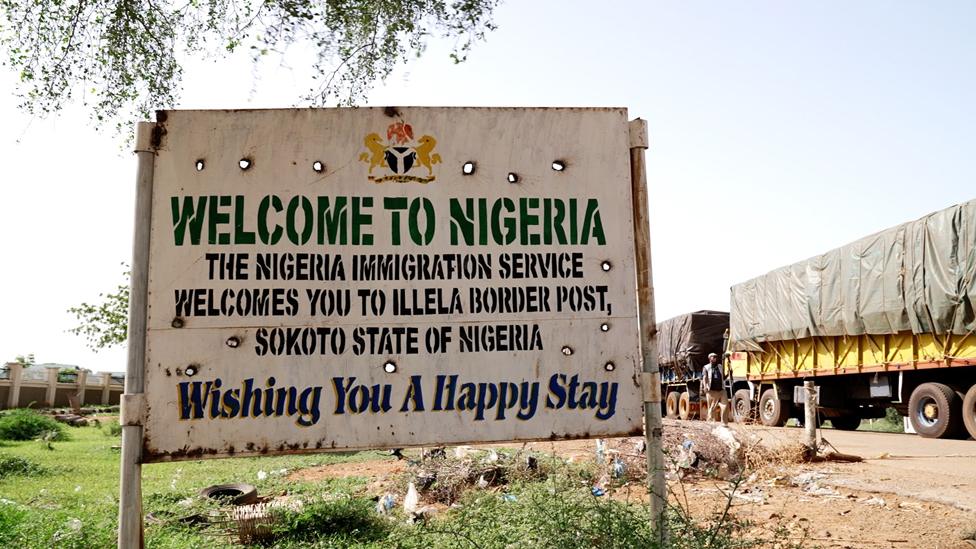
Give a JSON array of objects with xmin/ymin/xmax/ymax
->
[{"xmin": 730, "ymin": 199, "xmax": 976, "ymax": 351}]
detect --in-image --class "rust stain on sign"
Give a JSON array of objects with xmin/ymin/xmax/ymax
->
[{"xmin": 140, "ymin": 107, "xmax": 643, "ymax": 463}]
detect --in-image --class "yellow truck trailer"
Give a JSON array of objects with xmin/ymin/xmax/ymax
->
[{"xmin": 726, "ymin": 199, "xmax": 976, "ymax": 439}]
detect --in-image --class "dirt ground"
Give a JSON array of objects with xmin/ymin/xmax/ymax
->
[{"xmin": 286, "ymin": 422, "xmax": 976, "ymax": 549}]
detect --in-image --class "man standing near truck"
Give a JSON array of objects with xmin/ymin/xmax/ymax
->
[{"xmin": 701, "ymin": 353, "xmax": 728, "ymax": 424}]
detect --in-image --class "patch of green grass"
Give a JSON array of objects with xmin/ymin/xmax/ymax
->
[
  {"xmin": 0, "ymin": 409, "xmax": 68, "ymax": 441},
  {"xmin": 0, "ymin": 454, "xmax": 47, "ymax": 479},
  {"xmin": 0, "ymin": 420, "xmax": 776, "ymax": 548},
  {"xmin": 0, "ymin": 420, "xmax": 386, "ymax": 548},
  {"xmin": 102, "ymin": 421, "xmax": 122, "ymax": 437},
  {"xmin": 858, "ymin": 407, "xmax": 905, "ymax": 433}
]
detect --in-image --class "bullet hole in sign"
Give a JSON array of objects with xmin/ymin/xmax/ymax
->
[
  {"xmin": 551, "ymin": 160, "xmax": 566, "ymax": 171},
  {"xmin": 561, "ymin": 346, "xmax": 574, "ymax": 356},
  {"xmin": 507, "ymin": 172, "xmax": 519, "ymax": 184},
  {"xmin": 462, "ymin": 161, "xmax": 476, "ymax": 175},
  {"xmin": 383, "ymin": 361, "xmax": 397, "ymax": 373},
  {"xmin": 226, "ymin": 336, "xmax": 241, "ymax": 348},
  {"xmin": 312, "ymin": 161, "xmax": 324, "ymax": 173},
  {"xmin": 600, "ymin": 323, "xmax": 610, "ymax": 332},
  {"xmin": 601, "ymin": 261, "xmax": 612, "ymax": 272},
  {"xmin": 184, "ymin": 365, "xmax": 199, "ymax": 377},
  {"xmin": 239, "ymin": 158, "xmax": 252, "ymax": 170},
  {"xmin": 604, "ymin": 362, "xmax": 616, "ymax": 372},
  {"xmin": 195, "ymin": 159, "xmax": 205, "ymax": 171}
]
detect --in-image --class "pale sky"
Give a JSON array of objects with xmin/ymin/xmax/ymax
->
[{"xmin": 2, "ymin": 1, "xmax": 974, "ymax": 374}]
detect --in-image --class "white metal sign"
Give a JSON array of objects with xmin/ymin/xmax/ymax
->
[{"xmin": 140, "ymin": 107, "xmax": 641, "ymax": 461}]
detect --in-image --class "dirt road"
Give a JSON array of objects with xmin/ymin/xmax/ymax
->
[{"xmin": 747, "ymin": 425, "xmax": 976, "ymax": 511}]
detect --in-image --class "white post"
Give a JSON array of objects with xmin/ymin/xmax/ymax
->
[
  {"xmin": 629, "ymin": 118, "xmax": 667, "ymax": 544},
  {"xmin": 118, "ymin": 121, "xmax": 156, "ymax": 549},
  {"xmin": 76, "ymin": 370, "xmax": 88, "ymax": 406},
  {"xmin": 803, "ymin": 381, "xmax": 817, "ymax": 455},
  {"xmin": 45, "ymin": 366, "xmax": 59, "ymax": 407},
  {"xmin": 6, "ymin": 362, "xmax": 23, "ymax": 409},
  {"xmin": 101, "ymin": 372, "xmax": 112, "ymax": 406}
]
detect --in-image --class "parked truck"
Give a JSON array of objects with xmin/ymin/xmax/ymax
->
[
  {"xmin": 725, "ymin": 199, "xmax": 976, "ymax": 439},
  {"xmin": 658, "ymin": 310, "xmax": 730, "ymax": 421}
]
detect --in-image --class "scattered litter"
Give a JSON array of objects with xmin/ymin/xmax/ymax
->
[
  {"xmin": 676, "ymin": 444, "xmax": 698, "ymax": 470},
  {"xmin": 199, "ymin": 483, "xmax": 259, "ymax": 506},
  {"xmin": 803, "ymin": 483, "xmax": 840, "ymax": 497},
  {"xmin": 403, "ymin": 482, "xmax": 419, "ymax": 515},
  {"xmin": 874, "ymin": 452, "xmax": 890, "ymax": 460},
  {"xmin": 412, "ymin": 505, "xmax": 438, "ymax": 521},
  {"xmin": 591, "ymin": 487, "xmax": 606, "ymax": 497},
  {"xmin": 376, "ymin": 494, "xmax": 396, "ymax": 514},
  {"xmin": 612, "ymin": 457, "xmax": 626, "ymax": 478},
  {"xmin": 476, "ymin": 475, "xmax": 489, "ymax": 489},
  {"xmin": 453, "ymin": 446, "xmax": 473, "ymax": 459},
  {"xmin": 67, "ymin": 518, "xmax": 82, "ymax": 532},
  {"xmin": 595, "ymin": 439, "xmax": 607, "ymax": 463},
  {"xmin": 733, "ymin": 490, "xmax": 766, "ymax": 504},
  {"xmin": 791, "ymin": 472, "xmax": 827, "ymax": 486},
  {"xmin": 221, "ymin": 496, "xmax": 304, "ymax": 544},
  {"xmin": 502, "ymin": 493, "xmax": 518, "ymax": 502},
  {"xmin": 74, "ymin": 485, "xmax": 81, "ymax": 492},
  {"xmin": 256, "ymin": 470, "xmax": 268, "ymax": 481},
  {"xmin": 860, "ymin": 496, "xmax": 886, "ymax": 506},
  {"xmin": 898, "ymin": 501, "xmax": 924, "ymax": 510},
  {"xmin": 712, "ymin": 425, "xmax": 742, "ymax": 459}
]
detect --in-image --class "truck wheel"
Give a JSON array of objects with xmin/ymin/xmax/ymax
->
[
  {"xmin": 829, "ymin": 416, "xmax": 861, "ymax": 431},
  {"xmin": 678, "ymin": 392, "xmax": 692, "ymax": 420},
  {"xmin": 665, "ymin": 391, "xmax": 680, "ymax": 418},
  {"xmin": 758, "ymin": 388, "xmax": 789, "ymax": 427},
  {"xmin": 963, "ymin": 385, "xmax": 976, "ymax": 440},
  {"xmin": 909, "ymin": 382, "xmax": 964, "ymax": 438},
  {"xmin": 732, "ymin": 389, "xmax": 753, "ymax": 423}
]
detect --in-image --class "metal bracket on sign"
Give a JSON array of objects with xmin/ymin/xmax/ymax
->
[
  {"xmin": 640, "ymin": 372, "xmax": 661, "ymax": 404},
  {"xmin": 120, "ymin": 393, "xmax": 147, "ymax": 426}
]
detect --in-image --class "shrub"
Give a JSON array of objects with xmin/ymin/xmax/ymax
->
[
  {"xmin": 270, "ymin": 496, "xmax": 393, "ymax": 546},
  {"xmin": 0, "ymin": 454, "xmax": 46, "ymax": 479},
  {"xmin": 0, "ymin": 410, "xmax": 68, "ymax": 441},
  {"xmin": 102, "ymin": 422, "xmax": 122, "ymax": 437}
]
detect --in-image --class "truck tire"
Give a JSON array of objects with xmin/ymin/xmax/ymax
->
[
  {"xmin": 909, "ymin": 382, "xmax": 964, "ymax": 439},
  {"xmin": 665, "ymin": 391, "xmax": 680, "ymax": 418},
  {"xmin": 732, "ymin": 389, "xmax": 753, "ymax": 423},
  {"xmin": 678, "ymin": 392, "xmax": 692, "ymax": 420},
  {"xmin": 963, "ymin": 385, "xmax": 976, "ymax": 440},
  {"xmin": 758, "ymin": 388, "xmax": 789, "ymax": 427},
  {"xmin": 829, "ymin": 415, "xmax": 861, "ymax": 431}
]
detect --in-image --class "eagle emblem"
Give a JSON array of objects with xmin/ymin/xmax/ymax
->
[{"xmin": 358, "ymin": 121, "xmax": 441, "ymax": 183}]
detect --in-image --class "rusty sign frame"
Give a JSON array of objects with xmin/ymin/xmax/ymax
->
[{"xmin": 119, "ymin": 108, "xmax": 665, "ymax": 547}]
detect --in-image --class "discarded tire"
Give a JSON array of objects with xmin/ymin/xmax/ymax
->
[
  {"xmin": 732, "ymin": 389, "xmax": 752, "ymax": 424},
  {"xmin": 199, "ymin": 483, "xmax": 258, "ymax": 505},
  {"xmin": 908, "ymin": 382, "xmax": 963, "ymax": 439},
  {"xmin": 963, "ymin": 385, "xmax": 976, "ymax": 440},
  {"xmin": 758, "ymin": 388, "xmax": 789, "ymax": 427}
]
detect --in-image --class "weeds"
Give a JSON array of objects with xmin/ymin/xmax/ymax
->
[
  {"xmin": 102, "ymin": 421, "xmax": 122, "ymax": 437},
  {"xmin": 0, "ymin": 409, "xmax": 68, "ymax": 442},
  {"xmin": 0, "ymin": 454, "xmax": 46, "ymax": 479}
]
